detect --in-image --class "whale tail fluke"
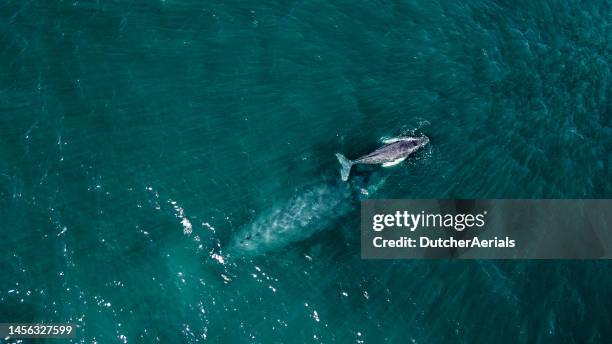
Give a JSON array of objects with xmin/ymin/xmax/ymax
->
[{"xmin": 335, "ymin": 153, "xmax": 353, "ymax": 182}]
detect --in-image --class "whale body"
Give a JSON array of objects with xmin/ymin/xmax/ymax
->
[
  {"xmin": 229, "ymin": 182, "xmax": 353, "ymax": 255},
  {"xmin": 228, "ymin": 174, "xmax": 388, "ymax": 256},
  {"xmin": 335, "ymin": 136, "xmax": 429, "ymax": 181}
]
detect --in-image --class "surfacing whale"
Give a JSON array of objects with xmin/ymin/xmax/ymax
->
[{"xmin": 335, "ymin": 136, "xmax": 429, "ymax": 181}]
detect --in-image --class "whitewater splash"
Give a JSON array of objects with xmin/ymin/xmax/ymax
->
[{"xmin": 228, "ymin": 174, "xmax": 387, "ymax": 256}]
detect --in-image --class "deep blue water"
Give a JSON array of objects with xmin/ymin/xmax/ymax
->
[{"xmin": 1, "ymin": 0, "xmax": 611, "ymax": 343}]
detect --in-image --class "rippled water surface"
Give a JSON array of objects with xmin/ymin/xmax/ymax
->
[{"xmin": 1, "ymin": 0, "xmax": 611, "ymax": 343}]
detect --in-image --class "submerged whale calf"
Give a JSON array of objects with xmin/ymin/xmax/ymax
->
[{"xmin": 335, "ymin": 136, "xmax": 429, "ymax": 181}]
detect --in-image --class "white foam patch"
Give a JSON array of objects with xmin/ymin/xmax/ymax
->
[
  {"xmin": 202, "ymin": 222, "xmax": 216, "ymax": 232},
  {"xmin": 181, "ymin": 218, "xmax": 193, "ymax": 235},
  {"xmin": 211, "ymin": 253, "xmax": 225, "ymax": 265},
  {"xmin": 169, "ymin": 199, "xmax": 193, "ymax": 235}
]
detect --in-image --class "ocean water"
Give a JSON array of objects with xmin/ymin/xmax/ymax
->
[{"xmin": 1, "ymin": 0, "xmax": 611, "ymax": 343}]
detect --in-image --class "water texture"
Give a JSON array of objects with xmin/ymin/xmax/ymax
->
[{"xmin": 1, "ymin": 0, "xmax": 611, "ymax": 343}]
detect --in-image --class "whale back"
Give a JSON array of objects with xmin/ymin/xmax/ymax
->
[{"xmin": 356, "ymin": 141, "xmax": 412, "ymax": 164}]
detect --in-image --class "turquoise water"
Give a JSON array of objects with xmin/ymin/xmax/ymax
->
[{"xmin": 1, "ymin": 0, "xmax": 611, "ymax": 342}]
